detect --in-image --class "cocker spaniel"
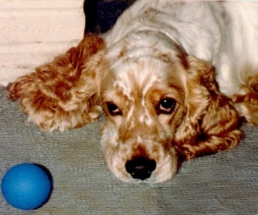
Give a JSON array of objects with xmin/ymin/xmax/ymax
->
[{"xmin": 8, "ymin": 1, "xmax": 258, "ymax": 183}]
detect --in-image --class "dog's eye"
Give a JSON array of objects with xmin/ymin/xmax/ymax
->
[
  {"xmin": 157, "ymin": 98, "xmax": 176, "ymax": 114},
  {"xmin": 106, "ymin": 102, "xmax": 122, "ymax": 116}
]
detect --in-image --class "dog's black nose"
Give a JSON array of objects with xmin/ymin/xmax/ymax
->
[{"xmin": 125, "ymin": 157, "xmax": 156, "ymax": 180}]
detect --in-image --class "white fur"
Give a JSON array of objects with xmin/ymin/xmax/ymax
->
[{"xmin": 103, "ymin": 0, "xmax": 258, "ymax": 97}]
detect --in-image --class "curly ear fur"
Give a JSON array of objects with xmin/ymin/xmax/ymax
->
[
  {"xmin": 175, "ymin": 56, "xmax": 243, "ymax": 161},
  {"xmin": 8, "ymin": 34, "xmax": 105, "ymax": 131}
]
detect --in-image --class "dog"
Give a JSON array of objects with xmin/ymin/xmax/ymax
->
[{"xmin": 8, "ymin": 0, "xmax": 258, "ymax": 183}]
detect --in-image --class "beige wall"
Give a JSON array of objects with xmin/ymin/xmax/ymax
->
[{"xmin": 0, "ymin": 0, "xmax": 85, "ymax": 86}]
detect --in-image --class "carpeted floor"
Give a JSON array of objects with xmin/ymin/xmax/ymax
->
[{"xmin": 0, "ymin": 86, "xmax": 258, "ymax": 214}]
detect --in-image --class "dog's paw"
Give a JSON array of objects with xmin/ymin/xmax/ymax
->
[{"xmin": 232, "ymin": 81, "xmax": 258, "ymax": 125}]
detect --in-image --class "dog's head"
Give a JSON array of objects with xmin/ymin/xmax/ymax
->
[
  {"xmin": 100, "ymin": 55, "xmax": 185, "ymax": 182},
  {"xmin": 91, "ymin": 32, "xmax": 242, "ymax": 183},
  {"xmin": 58, "ymin": 33, "xmax": 241, "ymax": 183}
]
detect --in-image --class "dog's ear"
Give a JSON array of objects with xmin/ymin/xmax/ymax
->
[
  {"xmin": 8, "ymin": 34, "xmax": 106, "ymax": 131},
  {"xmin": 175, "ymin": 56, "xmax": 242, "ymax": 161}
]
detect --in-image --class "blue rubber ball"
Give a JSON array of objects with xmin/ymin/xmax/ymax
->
[{"xmin": 1, "ymin": 163, "xmax": 53, "ymax": 210}]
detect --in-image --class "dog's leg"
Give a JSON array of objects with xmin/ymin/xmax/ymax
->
[
  {"xmin": 232, "ymin": 73, "xmax": 258, "ymax": 125},
  {"xmin": 8, "ymin": 34, "xmax": 105, "ymax": 131}
]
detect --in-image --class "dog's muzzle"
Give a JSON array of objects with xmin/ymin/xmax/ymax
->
[{"xmin": 125, "ymin": 156, "xmax": 156, "ymax": 181}]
